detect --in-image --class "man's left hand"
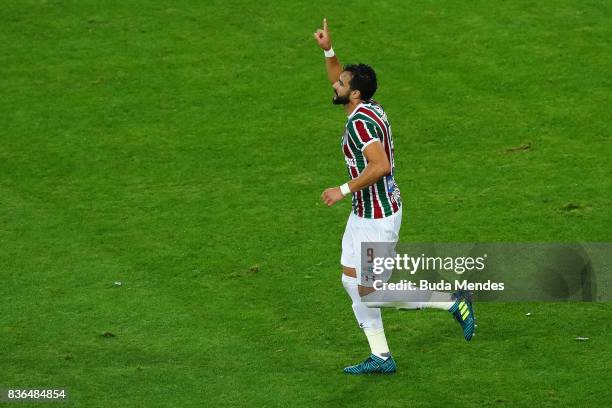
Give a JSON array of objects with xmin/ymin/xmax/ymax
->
[{"xmin": 321, "ymin": 187, "xmax": 344, "ymax": 206}]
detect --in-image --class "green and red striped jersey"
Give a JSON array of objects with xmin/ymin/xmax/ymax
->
[{"xmin": 342, "ymin": 101, "xmax": 401, "ymax": 219}]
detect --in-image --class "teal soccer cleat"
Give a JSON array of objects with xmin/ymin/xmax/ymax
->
[
  {"xmin": 343, "ymin": 354, "xmax": 397, "ymax": 374},
  {"xmin": 449, "ymin": 291, "xmax": 476, "ymax": 341}
]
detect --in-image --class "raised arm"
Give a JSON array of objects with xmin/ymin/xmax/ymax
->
[{"xmin": 313, "ymin": 18, "xmax": 342, "ymax": 84}]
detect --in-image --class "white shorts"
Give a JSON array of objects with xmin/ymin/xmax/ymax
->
[{"xmin": 341, "ymin": 207, "xmax": 402, "ymax": 281}]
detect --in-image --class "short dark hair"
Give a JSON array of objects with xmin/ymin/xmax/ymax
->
[{"xmin": 344, "ymin": 64, "xmax": 377, "ymax": 101}]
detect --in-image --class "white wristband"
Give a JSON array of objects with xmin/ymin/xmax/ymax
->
[
  {"xmin": 340, "ymin": 183, "xmax": 351, "ymax": 196},
  {"xmin": 324, "ymin": 47, "xmax": 335, "ymax": 58}
]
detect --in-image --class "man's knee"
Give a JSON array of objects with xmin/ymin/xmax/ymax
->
[{"xmin": 342, "ymin": 266, "xmax": 357, "ymax": 278}]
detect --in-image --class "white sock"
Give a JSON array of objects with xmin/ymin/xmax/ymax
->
[
  {"xmin": 368, "ymin": 291, "xmax": 454, "ymax": 311},
  {"xmin": 363, "ymin": 327, "xmax": 390, "ymax": 359},
  {"xmin": 420, "ymin": 291, "xmax": 455, "ymax": 311},
  {"xmin": 342, "ymin": 274, "xmax": 390, "ymax": 359},
  {"xmin": 342, "ymin": 274, "xmax": 382, "ymax": 328}
]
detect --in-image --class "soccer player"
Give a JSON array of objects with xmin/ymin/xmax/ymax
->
[{"xmin": 314, "ymin": 18, "xmax": 475, "ymax": 374}]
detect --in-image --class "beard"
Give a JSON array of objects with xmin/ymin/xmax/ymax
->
[{"xmin": 332, "ymin": 92, "xmax": 350, "ymax": 105}]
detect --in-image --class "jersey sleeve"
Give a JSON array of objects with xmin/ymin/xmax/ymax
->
[{"xmin": 347, "ymin": 118, "xmax": 382, "ymax": 151}]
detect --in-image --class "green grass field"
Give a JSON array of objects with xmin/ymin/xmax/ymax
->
[{"xmin": 1, "ymin": 1, "xmax": 611, "ymax": 406}]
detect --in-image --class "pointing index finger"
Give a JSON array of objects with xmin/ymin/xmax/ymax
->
[{"xmin": 323, "ymin": 18, "xmax": 328, "ymax": 32}]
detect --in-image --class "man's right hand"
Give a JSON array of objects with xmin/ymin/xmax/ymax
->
[{"xmin": 313, "ymin": 18, "xmax": 332, "ymax": 51}]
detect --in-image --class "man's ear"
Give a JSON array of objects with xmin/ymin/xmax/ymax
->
[{"xmin": 350, "ymin": 89, "xmax": 361, "ymax": 100}]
